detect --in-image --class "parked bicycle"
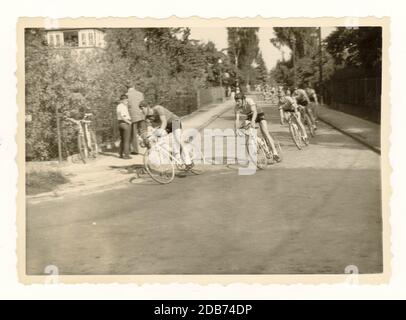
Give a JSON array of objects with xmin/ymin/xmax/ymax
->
[
  {"xmin": 239, "ymin": 121, "xmax": 282, "ymax": 170},
  {"xmin": 143, "ymin": 130, "xmax": 202, "ymax": 184},
  {"xmin": 65, "ymin": 113, "xmax": 99, "ymax": 163}
]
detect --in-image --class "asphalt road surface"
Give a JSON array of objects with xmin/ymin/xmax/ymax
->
[{"xmin": 26, "ymin": 98, "xmax": 382, "ymax": 275}]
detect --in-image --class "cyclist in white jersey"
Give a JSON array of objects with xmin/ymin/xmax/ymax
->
[
  {"xmin": 234, "ymin": 93, "xmax": 281, "ymax": 162},
  {"xmin": 139, "ymin": 101, "xmax": 192, "ymax": 167}
]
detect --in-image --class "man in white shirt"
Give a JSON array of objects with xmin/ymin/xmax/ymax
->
[{"xmin": 116, "ymin": 94, "xmax": 132, "ymax": 159}]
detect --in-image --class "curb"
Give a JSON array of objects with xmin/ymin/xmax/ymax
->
[
  {"xmin": 317, "ymin": 116, "xmax": 381, "ymax": 155},
  {"xmin": 27, "ymin": 175, "xmax": 132, "ymax": 202},
  {"xmin": 195, "ymin": 104, "xmax": 233, "ymax": 132}
]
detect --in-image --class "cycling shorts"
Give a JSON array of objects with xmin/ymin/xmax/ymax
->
[
  {"xmin": 246, "ymin": 112, "xmax": 266, "ymax": 123},
  {"xmin": 165, "ymin": 119, "xmax": 182, "ymax": 133},
  {"xmin": 280, "ymin": 104, "xmax": 296, "ymax": 112},
  {"xmin": 296, "ymin": 99, "xmax": 308, "ymax": 107}
]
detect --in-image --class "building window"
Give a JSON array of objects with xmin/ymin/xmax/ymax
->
[
  {"xmin": 49, "ymin": 34, "xmax": 54, "ymax": 46},
  {"xmin": 55, "ymin": 34, "xmax": 61, "ymax": 47},
  {"xmin": 63, "ymin": 31, "xmax": 79, "ymax": 47},
  {"xmin": 88, "ymin": 32, "xmax": 94, "ymax": 46},
  {"xmin": 81, "ymin": 33, "xmax": 87, "ymax": 46}
]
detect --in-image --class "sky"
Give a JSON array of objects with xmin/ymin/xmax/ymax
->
[{"xmin": 190, "ymin": 27, "xmax": 336, "ymax": 71}]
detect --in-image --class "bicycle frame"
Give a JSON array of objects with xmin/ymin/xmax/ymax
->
[
  {"xmin": 241, "ymin": 126, "xmax": 268, "ymax": 151},
  {"xmin": 146, "ymin": 133, "xmax": 195, "ymax": 169}
]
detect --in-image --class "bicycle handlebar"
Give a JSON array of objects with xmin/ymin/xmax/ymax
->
[{"xmin": 239, "ymin": 122, "xmax": 260, "ymax": 130}]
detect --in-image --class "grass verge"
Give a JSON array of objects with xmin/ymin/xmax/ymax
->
[{"xmin": 26, "ymin": 170, "xmax": 70, "ymax": 196}]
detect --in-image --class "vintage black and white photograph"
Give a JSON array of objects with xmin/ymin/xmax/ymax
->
[{"xmin": 20, "ymin": 18, "xmax": 389, "ymax": 281}]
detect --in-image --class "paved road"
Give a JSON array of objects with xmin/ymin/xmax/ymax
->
[{"xmin": 26, "ymin": 98, "xmax": 382, "ymax": 275}]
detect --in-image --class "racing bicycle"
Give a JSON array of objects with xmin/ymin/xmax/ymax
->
[
  {"xmin": 284, "ymin": 110, "xmax": 309, "ymax": 150},
  {"xmin": 239, "ymin": 121, "xmax": 282, "ymax": 170},
  {"xmin": 143, "ymin": 130, "xmax": 202, "ymax": 184}
]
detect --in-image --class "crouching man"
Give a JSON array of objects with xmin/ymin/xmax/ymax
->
[{"xmin": 138, "ymin": 101, "xmax": 193, "ymax": 168}]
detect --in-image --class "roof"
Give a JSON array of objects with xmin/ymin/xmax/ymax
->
[{"xmin": 45, "ymin": 28, "xmax": 106, "ymax": 32}]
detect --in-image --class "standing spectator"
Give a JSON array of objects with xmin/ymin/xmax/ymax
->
[
  {"xmin": 116, "ymin": 94, "xmax": 132, "ymax": 159},
  {"xmin": 126, "ymin": 82, "xmax": 145, "ymax": 155}
]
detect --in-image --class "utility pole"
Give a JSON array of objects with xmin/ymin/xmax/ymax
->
[
  {"xmin": 218, "ymin": 58, "xmax": 223, "ymax": 88},
  {"xmin": 218, "ymin": 58, "xmax": 224, "ymax": 101},
  {"xmin": 318, "ymin": 27, "xmax": 324, "ymax": 104},
  {"xmin": 291, "ymin": 31, "xmax": 297, "ymax": 88},
  {"xmin": 55, "ymin": 103, "xmax": 63, "ymax": 163}
]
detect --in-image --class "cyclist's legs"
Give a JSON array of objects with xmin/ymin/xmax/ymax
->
[
  {"xmin": 307, "ymin": 106, "xmax": 316, "ymax": 126},
  {"xmin": 295, "ymin": 108, "xmax": 308, "ymax": 139},
  {"xmin": 312, "ymin": 102, "xmax": 319, "ymax": 120},
  {"xmin": 259, "ymin": 119, "xmax": 278, "ymax": 155},
  {"xmin": 283, "ymin": 110, "xmax": 290, "ymax": 123},
  {"xmin": 303, "ymin": 103, "xmax": 316, "ymax": 127},
  {"xmin": 172, "ymin": 127, "xmax": 192, "ymax": 166}
]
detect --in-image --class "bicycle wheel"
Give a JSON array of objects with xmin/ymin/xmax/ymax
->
[
  {"xmin": 303, "ymin": 113, "xmax": 315, "ymax": 137},
  {"xmin": 77, "ymin": 135, "xmax": 87, "ymax": 163},
  {"xmin": 267, "ymin": 135, "xmax": 283, "ymax": 164},
  {"xmin": 246, "ymin": 137, "xmax": 268, "ymax": 170},
  {"xmin": 298, "ymin": 121, "xmax": 310, "ymax": 146},
  {"xmin": 289, "ymin": 120, "xmax": 303, "ymax": 150},
  {"xmin": 88, "ymin": 130, "xmax": 99, "ymax": 158},
  {"xmin": 143, "ymin": 147, "xmax": 175, "ymax": 184}
]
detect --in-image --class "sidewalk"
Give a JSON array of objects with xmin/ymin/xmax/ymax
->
[
  {"xmin": 181, "ymin": 98, "xmax": 234, "ymax": 130},
  {"xmin": 27, "ymin": 99, "xmax": 234, "ymax": 202},
  {"xmin": 317, "ymin": 104, "xmax": 381, "ymax": 154}
]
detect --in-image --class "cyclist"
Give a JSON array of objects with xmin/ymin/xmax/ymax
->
[
  {"xmin": 278, "ymin": 92, "xmax": 308, "ymax": 141},
  {"xmin": 293, "ymin": 87, "xmax": 317, "ymax": 131},
  {"xmin": 305, "ymin": 84, "xmax": 319, "ymax": 120},
  {"xmin": 305, "ymin": 85, "xmax": 318, "ymax": 105},
  {"xmin": 139, "ymin": 101, "xmax": 192, "ymax": 168},
  {"xmin": 234, "ymin": 93, "xmax": 281, "ymax": 162}
]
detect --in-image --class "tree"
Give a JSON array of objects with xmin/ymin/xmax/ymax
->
[
  {"xmin": 25, "ymin": 28, "xmax": 55, "ymax": 160},
  {"xmin": 271, "ymin": 27, "xmax": 319, "ymax": 59},
  {"xmin": 325, "ymin": 27, "xmax": 382, "ymax": 70},
  {"xmin": 270, "ymin": 60, "xmax": 294, "ymax": 87},
  {"xmin": 227, "ymin": 28, "xmax": 260, "ymax": 85},
  {"xmin": 269, "ymin": 27, "xmax": 335, "ymax": 89},
  {"xmin": 253, "ymin": 52, "xmax": 268, "ymax": 84}
]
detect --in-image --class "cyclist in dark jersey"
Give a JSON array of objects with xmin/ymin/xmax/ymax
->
[
  {"xmin": 278, "ymin": 92, "xmax": 308, "ymax": 139},
  {"xmin": 305, "ymin": 85, "xmax": 319, "ymax": 121},
  {"xmin": 234, "ymin": 93, "xmax": 281, "ymax": 162},
  {"xmin": 293, "ymin": 88, "xmax": 317, "ymax": 130}
]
